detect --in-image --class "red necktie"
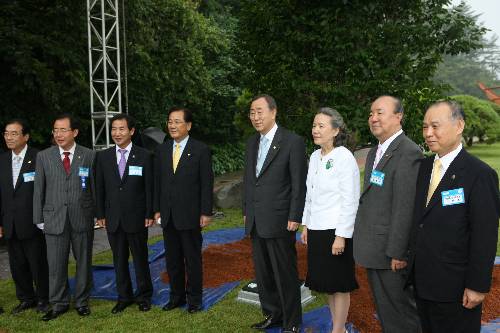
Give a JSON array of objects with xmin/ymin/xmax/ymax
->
[{"xmin": 63, "ymin": 152, "xmax": 71, "ymax": 175}]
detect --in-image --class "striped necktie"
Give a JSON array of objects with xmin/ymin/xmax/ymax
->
[
  {"xmin": 173, "ymin": 143, "xmax": 181, "ymax": 173},
  {"xmin": 12, "ymin": 155, "xmax": 22, "ymax": 187},
  {"xmin": 426, "ymin": 159, "xmax": 442, "ymax": 206}
]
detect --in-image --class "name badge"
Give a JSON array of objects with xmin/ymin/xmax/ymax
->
[
  {"xmin": 370, "ymin": 170, "xmax": 385, "ymax": 186},
  {"xmin": 441, "ymin": 188, "xmax": 465, "ymax": 206},
  {"xmin": 79, "ymin": 167, "xmax": 90, "ymax": 177},
  {"xmin": 23, "ymin": 172, "xmax": 35, "ymax": 182},
  {"xmin": 129, "ymin": 166, "xmax": 143, "ymax": 176}
]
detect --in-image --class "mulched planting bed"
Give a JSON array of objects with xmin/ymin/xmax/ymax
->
[{"xmin": 160, "ymin": 237, "xmax": 500, "ymax": 332}]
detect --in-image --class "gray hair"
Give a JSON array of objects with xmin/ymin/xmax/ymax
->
[
  {"xmin": 316, "ymin": 107, "xmax": 349, "ymax": 147},
  {"xmin": 428, "ymin": 100, "xmax": 466, "ymax": 121}
]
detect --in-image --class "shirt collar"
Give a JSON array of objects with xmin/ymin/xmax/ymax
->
[
  {"xmin": 116, "ymin": 141, "xmax": 132, "ymax": 153},
  {"xmin": 261, "ymin": 123, "xmax": 278, "ymax": 142},
  {"xmin": 59, "ymin": 143, "xmax": 76, "ymax": 156},
  {"xmin": 173, "ymin": 135, "xmax": 189, "ymax": 149},
  {"xmin": 12, "ymin": 144, "xmax": 28, "ymax": 161},
  {"xmin": 434, "ymin": 143, "xmax": 463, "ymax": 171},
  {"xmin": 378, "ymin": 129, "xmax": 403, "ymax": 153}
]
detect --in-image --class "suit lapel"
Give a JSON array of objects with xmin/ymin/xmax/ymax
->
[
  {"xmin": 176, "ymin": 138, "xmax": 192, "ymax": 174},
  {"xmin": 361, "ymin": 146, "xmax": 377, "ymax": 195},
  {"xmin": 70, "ymin": 145, "xmax": 84, "ymax": 176},
  {"xmin": 14, "ymin": 147, "xmax": 35, "ymax": 191},
  {"xmin": 423, "ymin": 149, "xmax": 467, "ymax": 215},
  {"xmin": 360, "ymin": 134, "xmax": 404, "ymax": 196},
  {"xmin": 257, "ymin": 127, "xmax": 282, "ymax": 178},
  {"xmin": 121, "ymin": 144, "xmax": 137, "ymax": 183},
  {"xmin": 164, "ymin": 141, "xmax": 174, "ymax": 175},
  {"xmin": 250, "ymin": 134, "xmax": 259, "ymax": 180},
  {"xmin": 51, "ymin": 146, "xmax": 67, "ymax": 175}
]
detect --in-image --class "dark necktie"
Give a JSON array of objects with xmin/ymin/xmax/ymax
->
[{"xmin": 63, "ymin": 152, "xmax": 71, "ymax": 175}]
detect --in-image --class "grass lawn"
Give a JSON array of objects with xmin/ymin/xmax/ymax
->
[{"xmin": 0, "ymin": 208, "xmax": 327, "ymax": 332}]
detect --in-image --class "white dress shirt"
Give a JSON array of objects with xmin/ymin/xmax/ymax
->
[
  {"xmin": 430, "ymin": 143, "xmax": 463, "ymax": 184},
  {"xmin": 58, "ymin": 143, "xmax": 76, "ymax": 163},
  {"xmin": 11, "ymin": 144, "xmax": 28, "ymax": 187},
  {"xmin": 373, "ymin": 129, "xmax": 403, "ymax": 171},
  {"xmin": 115, "ymin": 142, "xmax": 132, "ymax": 164},
  {"xmin": 302, "ymin": 146, "xmax": 360, "ymax": 238}
]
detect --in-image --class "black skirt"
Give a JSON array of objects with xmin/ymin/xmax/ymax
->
[{"xmin": 305, "ymin": 229, "xmax": 358, "ymax": 293}]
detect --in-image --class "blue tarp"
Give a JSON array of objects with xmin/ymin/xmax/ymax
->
[
  {"xmin": 266, "ymin": 306, "xmax": 359, "ymax": 333},
  {"xmin": 69, "ymin": 227, "xmax": 246, "ymax": 310}
]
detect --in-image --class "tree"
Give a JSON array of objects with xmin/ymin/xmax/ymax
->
[
  {"xmin": 451, "ymin": 95, "xmax": 500, "ymax": 145},
  {"xmin": 0, "ymin": 0, "xmax": 240, "ymax": 148},
  {"xmin": 236, "ymin": 0, "xmax": 486, "ymax": 145}
]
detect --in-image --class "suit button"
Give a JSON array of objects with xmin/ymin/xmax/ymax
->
[
  {"xmin": 119, "ymin": 187, "xmax": 122, "ymax": 191},
  {"xmin": 64, "ymin": 203, "xmax": 68, "ymax": 206},
  {"xmin": 419, "ymin": 224, "xmax": 423, "ymax": 228}
]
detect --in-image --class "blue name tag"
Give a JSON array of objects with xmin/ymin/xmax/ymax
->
[
  {"xmin": 79, "ymin": 167, "xmax": 89, "ymax": 177},
  {"xmin": 370, "ymin": 170, "xmax": 385, "ymax": 186},
  {"xmin": 128, "ymin": 166, "xmax": 143, "ymax": 176},
  {"xmin": 441, "ymin": 188, "xmax": 465, "ymax": 206},
  {"xmin": 23, "ymin": 172, "xmax": 35, "ymax": 182}
]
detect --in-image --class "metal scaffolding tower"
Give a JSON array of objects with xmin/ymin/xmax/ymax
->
[{"xmin": 87, "ymin": 0, "xmax": 123, "ymax": 150}]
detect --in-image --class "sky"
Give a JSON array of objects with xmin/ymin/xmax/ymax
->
[{"xmin": 451, "ymin": 0, "xmax": 500, "ymax": 43}]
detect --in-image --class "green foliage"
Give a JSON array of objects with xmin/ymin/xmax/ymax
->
[
  {"xmin": 451, "ymin": 95, "xmax": 500, "ymax": 145},
  {"xmin": 236, "ymin": 1, "xmax": 486, "ymax": 145},
  {"xmin": 0, "ymin": 1, "xmax": 90, "ymax": 147},
  {"xmin": 435, "ymin": 53, "xmax": 500, "ymax": 99},
  {"xmin": 124, "ymin": 0, "xmax": 240, "ymax": 144},
  {"xmin": 211, "ymin": 142, "xmax": 245, "ymax": 176},
  {"xmin": 0, "ymin": 0, "xmax": 241, "ymax": 148}
]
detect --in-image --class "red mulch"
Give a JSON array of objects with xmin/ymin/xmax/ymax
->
[{"xmin": 160, "ymin": 237, "xmax": 500, "ymax": 333}]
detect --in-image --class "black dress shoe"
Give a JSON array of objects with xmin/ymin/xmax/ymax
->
[
  {"xmin": 162, "ymin": 300, "xmax": 186, "ymax": 311},
  {"xmin": 76, "ymin": 306, "xmax": 91, "ymax": 316},
  {"xmin": 36, "ymin": 301, "xmax": 50, "ymax": 314},
  {"xmin": 282, "ymin": 326, "xmax": 300, "ymax": 333},
  {"xmin": 137, "ymin": 301, "xmax": 151, "ymax": 312},
  {"xmin": 250, "ymin": 315, "xmax": 282, "ymax": 330},
  {"xmin": 11, "ymin": 300, "xmax": 37, "ymax": 314},
  {"xmin": 187, "ymin": 304, "xmax": 202, "ymax": 314},
  {"xmin": 42, "ymin": 308, "xmax": 68, "ymax": 321},
  {"xmin": 111, "ymin": 301, "xmax": 133, "ymax": 314}
]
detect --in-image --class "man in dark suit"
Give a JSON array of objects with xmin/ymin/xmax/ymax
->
[
  {"xmin": 33, "ymin": 114, "xmax": 96, "ymax": 321},
  {"xmin": 353, "ymin": 95, "xmax": 422, "ymax": 333},
  {"xmin": 243, "ymin": 94, "xmax": 307, "ymax": 333},
  {"xmin": 96, "ymin": 114, "xmax": 154, "ymax": 314},
  {"xmin": 408, "ymin": 100, "xmax": 499, "ymax": 333},
  {"xmin": 0, "ymin": 119, "xmax": 49, "ymax": 314},
  {"xmin": 154, "ymin": 107, "xmax": 213, "ymax": 314}
]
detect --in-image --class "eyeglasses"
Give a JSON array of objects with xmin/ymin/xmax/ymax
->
[
  {"xmin": 167, "ymin": 120, "xmax": 185, "ymax": 126},
  {"xmin": 3, "ymin": 131, "xmax": 21, "ymax": 138},
  {"xmin": 52, "ymin": 128, "xmax": 73, "ymax": 134}
]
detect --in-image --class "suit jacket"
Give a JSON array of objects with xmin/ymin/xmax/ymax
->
[
  {"xmin": 96, "ymin": 144, "xmax": 153, "ymax": 233},
  {"xmin": 408, "ymin": 149, "xmax": 499, "ymax": 302},
  {"xmin": 33, "ymin": 144, "xmax": 96, "ymax": 235},
  {"xmin": 243, "ymin": 126, "xmax": 307, "ymax": 238},
  {"xmin": 0, "ymin": 146, "xmax": 42, "ymax": 240},
  {"xmin": 353, "ymin": 133, "xmax": 423, "ymax": 269},
  {"xmin": 154, "ymin": 137, "xmax": 213, "ymax": 230}
]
